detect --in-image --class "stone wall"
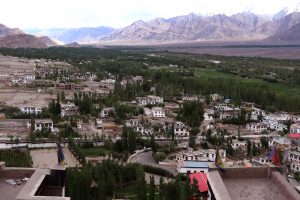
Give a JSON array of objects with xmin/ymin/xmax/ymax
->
[
  {"xmin": 271, "ymin": 171, "xmax": 300, "ymax": 200},
  {"xmin": 0, "ymin": 167, "xmax": 35, "ymax": 179},
  {"xmin": 221, "ymin": 166, "xmax": 270, "ymax": 179}
]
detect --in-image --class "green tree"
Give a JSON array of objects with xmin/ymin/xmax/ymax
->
[
  {"xmin": 149, "ymin": 175, "xmax": 155, "ymax": 200},
  {"xmin": 151, "ymin": 134, "xmax": 157, "ymax": 154},
  {"xmin": 136, "ymin": 174, "xmax": 147, "ymax": 200},
  {"xmin": 260, "ymin": 136, "xmax": 269, "ymax": 149},
  {"xmin": 128, "ymin": 129, "xmax": 136, "ymax": 154},
  {"xmin": 247, "ymin": 139, "xmax": 252, "ymax": 157},
  {"xmin": 189, "ymin": 135, "xmax": 196, "ymax": 149},
  {"xmin": 177, "ymin": 101, "xmax": 204, "ymax": 128},
  {"xmin": 159, "ymin": 177, "xmax": 165, "ymax": 200}
]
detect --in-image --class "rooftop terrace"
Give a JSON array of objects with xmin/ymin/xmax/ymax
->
[{"xmin": 208, "ymin": 166, "xmax": 300, "ymax": 200}]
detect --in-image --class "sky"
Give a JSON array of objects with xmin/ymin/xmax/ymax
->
[{"xmin": 0, "ymin": 0, "xmax": 299, "ymax": 29}]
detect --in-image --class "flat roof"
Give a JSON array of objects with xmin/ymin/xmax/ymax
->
[
  {"xmin": 288, "ymin": 134, "xmax": 300, "ymax": 138},
  {"xmin": 183, "ymin": 161, "xmax": 209, "ymax": 168},
  {"xmin": 0, "ymin": 178, "xmax": 26, "ymax": 200},
  {"xmin": 223, "ymin": 177, "xmax": 290, "ymax": 200},
  {"xmin": 207, "ymin": 166, "xmax": 300, "ymax": 200}
]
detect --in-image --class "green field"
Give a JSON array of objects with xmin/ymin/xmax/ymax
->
[
  {"xmin": 81, "ymin": 147, "xmax": 112, "ymax": 157},
  {"xmin": 117, "ymin": 182, "xmax": 159, "ymax": 200},
  {"xmin": 194, "ymin": 67, "xmax": 300, "ymax": 96}
]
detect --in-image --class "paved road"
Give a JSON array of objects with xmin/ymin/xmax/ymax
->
[{"xmin": 130, "ymin": 151, "xmax": 177, "ymax": 175}]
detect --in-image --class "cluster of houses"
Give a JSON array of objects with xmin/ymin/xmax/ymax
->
[
  {"xmin": 175, "ymin": 147, "xmax": 226, "ymax": 174},
  {"xmin": 0, "ymin": 70, "xmax": 36, "ymax": 85}
]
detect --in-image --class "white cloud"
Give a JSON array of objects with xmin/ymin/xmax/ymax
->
[{"xmin": 0, "ymin": 0, "xmax": 299, "ymax": 29}]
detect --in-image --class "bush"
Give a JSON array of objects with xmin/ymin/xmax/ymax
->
[
  {"xmin": 142, "ymin": 164, "xmax": 174, "ymax": 178},
  {"xmin": 154, "ymin": 152, "xmax": 166, "ymax": 163},
  {"xmin": 0, "ymin": 149, "xmax": 32, "ymax": 167}
]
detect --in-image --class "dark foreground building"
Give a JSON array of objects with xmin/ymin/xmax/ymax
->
[
  {"xmin": 207, "ymin": 165, "xmax": 300, "ymax": 200},
  {"xmin": 0, "ymin": 162, "xmax": 69, "ymax": 200}
]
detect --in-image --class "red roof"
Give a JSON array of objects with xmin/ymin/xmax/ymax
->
[
  {"xmin": 288, "ymin": 134, "xmax": 300, "ymax": 139},
  {"xmin": 189, "ymin": 172, "xmax": 208, "ymax": 193}
]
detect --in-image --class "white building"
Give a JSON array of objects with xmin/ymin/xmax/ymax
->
[
  {"xmin": 291, "ymin": 161, "xmax": 300, "ymax": 173},
  {"xmin": 175, "ymin": 148, "xmax": 226, "ymax": 163},
  {"xmin": 269, "ymin": 137, "xmax": 291, "ymax": 148},
  {"xmin": 288, "ymin": 151, "xmax": 300, "ymax": 163},
  {"xmin": 264, "ymin": 119, "xmax": 287, "ymax": 132},
  {"xmin": 100, "ymin": 107, "xmax": 115, "ymax": 118},
  {"xmin": 182, "ymin": 96, "xmax": 198, "ymax": 101},
  {"xmin": 231, "ymin": 140, "xmax": 247, "ymax": 150},
  {"xmin": 125, "ymin": 118, "xmax": 140, "ymax": 127},
  {"xmin": 137, "ymin": 95, "xmax": 163, "ymax": 105},
  {"xmin": 28, "ymin": 119, "xmax": 55, "ymax": 132},
  {"xmin": 60, "ymin": 103, "xmax": 79, "ymax": 117},
  {"xmin": 215, "ymin": 105, "xmax": 240, "ymax": 119},
  {"xmin": 246, "ymin": 122, "xmax": 267, "ymax": 133},
  {"xmin": 291, "ymin": 123, "xmax": 300, "ymax": 134},
  {"xmin": 174, "ymin": 121, "xmax": 190, "ymax": 137},
  {"xmin": 100, "ymin": 79, "xmax": 116, "ymax": 84},
  {"xmin": 253, "ymin": 156, "xmax": 272, "ymax": 165},
  {"xmin": 177, "ymin": 161, "xmax": 209, "ymax": 174},
  {"xmin": 134, "ymin": 125, "xmax": 154, "ymax": 136},
  {"xmin": 204, "ymin": 109, "xmax": 214, "ymax": 121},
  {"xmin": 210, "ymin": 93, "xmax": 223, "ymax": 102},
  {"xmin": 23, "ymin": 73, "xmax": 35, "ymax": 81},
  {"xmin": 250, "ymin": 108, "xmax": 266, "ymax": 121},
  {"xmin": 20, "ymin": 106, "xmax": 42, "ymax": 115},
  {"xmin": 151, "ymin": 107, "xmax": 165, "ymax": 118}
]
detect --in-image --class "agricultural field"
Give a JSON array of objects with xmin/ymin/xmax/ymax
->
[
  {"xmin": 80, "ymin": 146, "xmax": 112, "ymax": 157},
  {"xmin": 194, "ymin": 68, "xmax": 300, "ymax": 97},
  {"xmin": 0, "ymin": 149, "xmax": 32, "ymax": 167},
  {"xmin": 0, "ymin": 88, "xmax": 52, "ymax": 107}
]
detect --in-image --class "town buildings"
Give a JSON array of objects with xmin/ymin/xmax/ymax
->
[
  {"xmin": 214, "ymin": 105, "xmax": 240, "ymax": 119},
  {"xmin": 28, "ymin": 119, "xmax": 55, "ymax": 133},
  {"xmin": 246, "ymin": 122, "xmax": 267, "ymax": 133},
  {"xmin": 291, "ymin": 123, "xmax": 300, "ymax": 134},
  {"xmin": 174, "ymin": 121, "xmax": 190, "ymax": 137},
  {"xmin": 60, "ymin": 103, "xmax": 79, "ymax": 117},
  {"xmin": 136, "ymin": 95, "xmax": 164, "ymax": 105}
]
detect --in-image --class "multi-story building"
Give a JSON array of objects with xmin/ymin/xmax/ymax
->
[
  {"xmin": 28, "ymin": 119, "xmax": 54, "ymax": 132},
  {"xmin": 246, "ymin": 122, "xmax": 267, "ymax": 133},
  {"xmin": 151, "ymin": 107, "xmax": 165, "ymax": 118},
  {"xmin": 174, "ymin": 121, "xmax": 190, "ymax": 137},
  {"xmin": 263, "ymin": 119, "xmax": 287, "ymax": 132},
  {"xmin": 288, "ymin": 150, "xmax": 300, "ymax": 163},
  {"xmin": 56, "ymin": 83, "xmax": 85, "ymax": 90},
  {"xmin": 100, "ymin": 107, "xmax": 115, "ymax": 118},
  {"xmin": 136, "ymin": 95, "xmax": 163, "ymax": 105},
  {"xmin": 60, "ymin": 103, "xmax": 79, "ymax": 117},
  {"xmin": 291, "ymin": 123, "xmax": 300, "ymax": 134},
  {"xmin": 231, "ymin": 140, "xmax": 247, "ymax": 150},
  {"xmin": 214, "ymin": 105, "xmax": 240, "ymax": 119},
  {"xmin": 291, "ymin": 161, "xmax": 300, "ymax": 173},
  {"xmin": 20, "ymin": 106, "xmax": 42, "ymax": 115},
  {"xmin": 175, "ymin": 148, "xmax": 226, "ymax": 163}
]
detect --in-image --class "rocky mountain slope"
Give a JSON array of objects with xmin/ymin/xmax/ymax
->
[
  {"xmin": 0, "ymin": 24, "xmax": 23, "ymax": 37},
  {"xmin": 0, "ymin": 34, "xmax": 48, "ymax": 48},
  {"xmin": 0, "ymin": 24, "xmax": 57, "ymax": 48},
  {"xmin": 101, "ymin": 12, "xmax": 300, "ymax": 44},
  {"xmin": 264, "ymin": 22, "xmax": 300, "ymax": 44},
  {"xmin": 29, "ymin": 26, "xmax": 115, "ymax": 44}
]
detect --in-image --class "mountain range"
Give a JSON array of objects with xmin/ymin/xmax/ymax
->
[
  {"xmin": 100, "ymin": 11, "xmax": 300, "ymax": 44},
  {"xmin": 0, "ymin": 24, "xmax": 58, "ymax": 48},
  {"xmin": 2, "ymin": 8, "xmax": 300, "ymax": 48}
]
